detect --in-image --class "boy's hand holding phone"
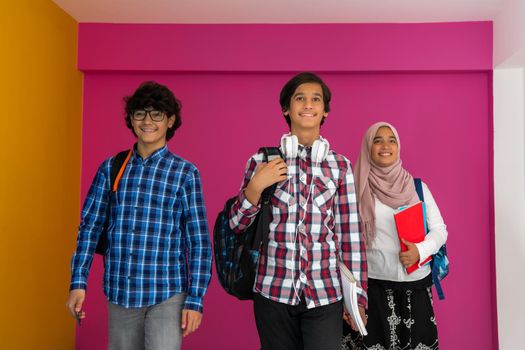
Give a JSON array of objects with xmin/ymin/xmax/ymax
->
[{"xmin": 66, "ymin": 289, "xmax": 86, "ymax": 325}]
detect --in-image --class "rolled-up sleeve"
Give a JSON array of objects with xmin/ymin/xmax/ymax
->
[{"xmin": 229, "ymin": 156, "xmax": 262, "ymax": 233}]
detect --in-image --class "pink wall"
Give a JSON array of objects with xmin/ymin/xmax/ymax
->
[
  {"xmin": 78, "ymin": 23, "xmax": 491, "ymax": 72},
  {"xmin": 76, "ymin": 23, "xmax": 494, "ymax": 349}
]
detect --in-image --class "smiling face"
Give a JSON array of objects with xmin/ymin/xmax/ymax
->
[
  {"xmin": 370, "ymin": 126, "xmax": 399, "ymax": 167},
  {"xmin": 284, "ymin": 82, "xmax": 328, "ymax": 134},
  {"xmin": 130, "ymin": 108, "xmax": 175, "ymax": 151}
]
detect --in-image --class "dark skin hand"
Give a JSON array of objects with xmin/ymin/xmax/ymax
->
[{"xmin": 244, "ymin": 158, "xmax": 288, "ymax": 205}]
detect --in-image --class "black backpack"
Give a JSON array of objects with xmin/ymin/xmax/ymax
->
[
  {"xmin": 95, "ymin": 149, "xmax": 132, "ymax": 256},
  {"xmin": 213, "ymin": 147, "xmax": 281, "ymax": 300}
]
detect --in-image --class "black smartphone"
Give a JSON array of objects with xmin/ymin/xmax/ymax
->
[{"xmin": 75, "ymin": 311, "xmax": 82, "ymax": 326}]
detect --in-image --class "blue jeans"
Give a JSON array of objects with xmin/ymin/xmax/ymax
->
[{"xmin": 108, "ymin": 293, "xmax": 185, "ymax": 350}]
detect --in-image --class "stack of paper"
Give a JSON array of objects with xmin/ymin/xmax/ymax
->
[{"xmin": 339, "ymin": 262, "xmax": 367, "ymax": 336}]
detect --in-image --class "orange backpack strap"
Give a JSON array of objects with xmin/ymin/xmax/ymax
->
[
  {"xmin": 95, "ymin": 149, "xmax": 133, "ymax": 257},
  {"xmin": 112, "ymin": 149, "xmax": 132, "ymax": 192}
]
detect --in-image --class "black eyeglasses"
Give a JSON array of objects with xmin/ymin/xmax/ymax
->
[{"xmin": 131, "ymin": 109, "xmax": 166, "ymax": 122}]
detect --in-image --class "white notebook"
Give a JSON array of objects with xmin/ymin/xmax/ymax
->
[{"xmin": 339, "ymin": 262, "xmax": 367, "ymax": 336}]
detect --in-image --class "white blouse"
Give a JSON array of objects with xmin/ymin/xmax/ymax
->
[{"xmin": 366, "ymin": 182, "xmax": 448, "ymax": 282}]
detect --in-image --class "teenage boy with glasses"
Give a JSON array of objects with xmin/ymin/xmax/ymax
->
[{"xmin": 66, "ymin": 81, "xmax": 212, "ymax": 350}]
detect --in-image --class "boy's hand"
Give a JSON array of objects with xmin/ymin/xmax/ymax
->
[
  {"xmin": 399, "ymin": 238, "xmax": 420, "ymax": 268},
  {"xmin": 343, "ymin": 305, "xmax": 367, "ymax": 331},
  {"xmin": 181, "ymin": 309, "xmax": 202, "ymax": 337},
  {"xmin": 245, "ymin": 158, "xmax": 287, "ymax": 205},
  {"xmin": 66, "ymin": 289, "xmax": 86, "ymax": 323}
]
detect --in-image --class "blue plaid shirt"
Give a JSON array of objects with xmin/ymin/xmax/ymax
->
[{"xmin": 70, "ymin": 145, "xmax": 212, "ymax": 312}]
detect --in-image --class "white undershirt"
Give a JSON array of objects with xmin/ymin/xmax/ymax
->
[{"xmin": 367, "ymin": 182, "xmax": 448, "ymax": 282}]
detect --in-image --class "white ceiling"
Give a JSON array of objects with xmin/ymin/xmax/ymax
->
[{"xmin": 53, "ymin": 0, "xmax": 505, "ymax": 24}]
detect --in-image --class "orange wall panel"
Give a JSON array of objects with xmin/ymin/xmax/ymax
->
[{"xmin": 0, "ymin": 1, "xmax": 82, "ymax": 348}]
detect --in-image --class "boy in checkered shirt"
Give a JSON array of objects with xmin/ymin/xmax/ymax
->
[{"xmin": 229, "ymin": 72, "xmax": 367, "ymax": 349}]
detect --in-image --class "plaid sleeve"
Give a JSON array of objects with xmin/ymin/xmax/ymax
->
[
  {"xmin": 70, "ymin": 160, "xmax": 110, "ymax": 291},
  {"xmin": 182, "ymin": 167, "xmax": 212, "ymax": 313},
  {"xmin": 228, "ymin": 156, "xmax": 261, "ymax": 233},
  {"xmin": 335, "ymin": 159, "xmax": 368, "ymax": 308}
]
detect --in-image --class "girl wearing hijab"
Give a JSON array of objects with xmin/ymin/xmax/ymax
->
[{"xmin": 341, "ymin": 122, "xmax": 447, "ymax": 350}]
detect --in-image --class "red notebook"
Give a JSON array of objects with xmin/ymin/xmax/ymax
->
[{"xmin": 393, "ymin": 201, "xmax": 432, "ymax": 274}]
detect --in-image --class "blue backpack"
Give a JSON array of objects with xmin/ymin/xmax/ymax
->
[
  {"xmin": 213, "ymin": 147, "xmax": 281, "ymax": 300},
  {"xmin": 414, "ymin": 178, "xmax": 449, "ymax": 300}
]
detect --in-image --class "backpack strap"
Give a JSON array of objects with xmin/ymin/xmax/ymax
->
[
  {"xmin": 259, "ymin": 147, "xmax": 283, "ymax": 204},
  {"xmin": 110, "ymin": 150, "xmax": 133, "ymax": 192},
  {"xmin": 414, "ymin": 177, "xmax": 445, "ymax": 300},
  {"xmin": 253, "ymin": 147, "xmax": 283, "ymax": 251},
  {"xmin": 99, "ymin": 149, "xmax": 132, "ymax": 259},
  {"xmin": 414, "ymin": 178, "xmax": 424, "ymax": 202}
]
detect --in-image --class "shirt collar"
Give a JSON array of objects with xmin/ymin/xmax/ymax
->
[{"xmin": 131, "ymin": 144, "xmax": 168, "ymax": 164}]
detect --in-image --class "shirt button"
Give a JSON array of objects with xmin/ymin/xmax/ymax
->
[
  {"xmin": 300, "ymin": 273, "xmax": 307, "ymax": 283},
  {"xmin": 300, "ymin": 247, "xmax": 306, "ymax": 256},
  {"xmin": 299, "ymin": 225, "xmax": 305, "ymax": 233},
  {"xmin": 300, "ymin": 175, "xmax": 306, "ymax": 182},
  {"xmin": 300, "ymin": 200, "xmax": 306, "ymax": 207}
]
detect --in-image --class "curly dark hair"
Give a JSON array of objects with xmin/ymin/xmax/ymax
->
[
  {"xmin": 279, "ymin": 72, "xmax": 331, "ymax": 127},
  {"xmin": 124, "ymin": 81, "xmax": 182, "ymax": 141}
]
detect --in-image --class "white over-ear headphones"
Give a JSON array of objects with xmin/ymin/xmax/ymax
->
[
  {"xmin": 280, "ymin": 134, "xmax": 330, "ymax": 164},
  {"xmin": 280, "ymin": 133, "xmax": 330, "ymax": 301}
]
